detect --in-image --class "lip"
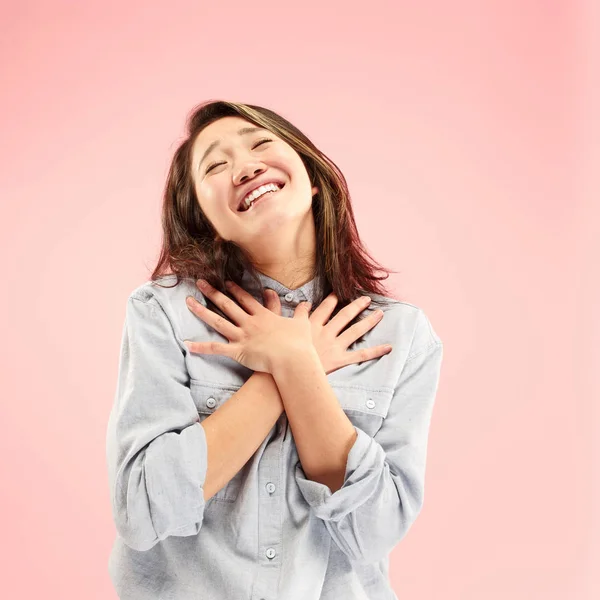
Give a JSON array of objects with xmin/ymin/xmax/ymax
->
[
  {"xmin": 236, "ymin": 179, "xmax": 285, "ymax": 211},
  {"xmin": 239, "ymin": 184, "xmax": 283, "ymax": 214}
]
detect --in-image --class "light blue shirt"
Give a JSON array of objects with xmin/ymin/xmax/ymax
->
[{"xmin": 106, "ymin": 269, "xmax": 444, "ymax": 599}]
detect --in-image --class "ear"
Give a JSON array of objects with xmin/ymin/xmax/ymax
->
[{"xmin": 312, "ymin": 185, "xmax": 319, "ymax": 196}]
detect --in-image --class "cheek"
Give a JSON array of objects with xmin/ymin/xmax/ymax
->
[
  {"xmin": 274, "ymin": 152, "xmax": 308, "ymax": 183},
  {"xmin": 197, "ymin": 185, "xmax": 225, "ymax": 214},
  {"xmin": 272, "ymin": 146, "xmax": 297, "ymax": 165}
]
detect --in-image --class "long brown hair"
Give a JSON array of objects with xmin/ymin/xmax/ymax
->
[{"xmin": 149, "ymin": 99, "xmax": 403, "ymax": 337}]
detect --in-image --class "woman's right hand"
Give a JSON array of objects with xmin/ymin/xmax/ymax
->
[{"xmin": 263, "ymin": 289, "xmax": 392, "ymax": 375}]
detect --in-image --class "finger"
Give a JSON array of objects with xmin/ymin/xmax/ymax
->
[
  {"xmin": 263, "ymin": 288, "xmax": 281, "ymax": 314},
  {"xmin": 340, "ymin": 344, "xmax": 393, "ymax": 367},
  {"xmin": 224, "ymin": 280, "xmax": 264, "ymax": 316},
  {"xmin": 195, "ymin": 279, "xmax": 248, "ymax": 325},
  {"xmin": 337, "ymin": 308, "xmax": 384, "ymax": 348},
  {"xmin": 184, "ymin": 340, "xmax": 236, "ymax": 359},
  {"xmin": 292, "ymin": 301, "xmax": 312, "ymax": 319},
  {"xmin": 326, "ymin": 295, "xmax": 373, "ymax": 337},
  {"xmin": 309, "ymin": 292, "xmax": 338, "ymax": 325},
  {"xmin": 186, "ymin": 295, "xmax": 240, "ymax": 340}
]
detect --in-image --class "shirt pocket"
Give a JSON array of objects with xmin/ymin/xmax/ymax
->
[
  {"xmin": 189, "ymin": 380, "xmax": 245, "ymax": 503},
  {"xmin": 330, "ymin": 384, "xmax": 394, "ymax": 437}
]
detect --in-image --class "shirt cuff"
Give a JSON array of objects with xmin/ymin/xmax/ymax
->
[{"xmin": 294, "ymin": 426, "xmax": 384, "ymax": 521}]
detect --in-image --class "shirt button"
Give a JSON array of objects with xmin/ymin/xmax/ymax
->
[
  {"xmin": 266, "ymin": 548, "xmax": 276, "ymax": 559},
  {"xmin": 266, "ymin": 482, "xmax": 276, "ymax": 494},
  {"xmin": 366, "ymin": 399, "xmax": 375, "ymax": 409},
  {"xmin": 206, "ymin": 397, "xmax": 216, "ymax": 409},
  {"xmin": 284, "ymin": 293, "xmax": 293, "ymax": 302}
]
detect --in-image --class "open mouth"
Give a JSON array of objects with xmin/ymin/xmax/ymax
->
[{"xmin": 238, "ymin": 182, "xmax": 285, "ymax": 213}]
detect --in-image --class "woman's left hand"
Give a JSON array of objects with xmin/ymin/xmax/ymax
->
[{"xmin": 184, "ymin": 279, "xmax": 312, "ymax": 374}]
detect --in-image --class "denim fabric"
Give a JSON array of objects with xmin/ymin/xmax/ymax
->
[{"xmin": 106, "ymin": 268, "xmax": 444, "ymax": 599}]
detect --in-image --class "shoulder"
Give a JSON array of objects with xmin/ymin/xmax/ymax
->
[
  {"xmin": 124, "ymin": 275, "xmax": 203, "ymax": 337},
  {"xmin": 128, "ymin": 274, "xmax": 199, "ymax": 308},
  {"xmin": 371, "ymin": 294, "xmax": 443, "ymax": 358}
]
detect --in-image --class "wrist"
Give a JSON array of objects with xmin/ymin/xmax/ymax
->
[
  {"xmin": 270, "ymin": 345, "xmax": 320, "ymax": 379},
  {"xmin": 249, "ymin": 370, "xmax": 285, "ymax": 412}
]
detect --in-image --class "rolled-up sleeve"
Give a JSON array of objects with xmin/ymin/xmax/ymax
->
[
  {"xmin": 294, "ymin": 310, "xmax": 444, "ymax": 564},
  {"xmin": 106, "ymin": 292, "xmax": 208, "ymax": 552}
]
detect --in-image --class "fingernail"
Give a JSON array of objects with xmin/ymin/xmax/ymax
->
[
  {"xmin": 186, "ymin": 296, "xmax": 195, "ymax": 306},
  {"xmin": 384, "ymin": 345, "xmax": 392, "ymax": 353}
]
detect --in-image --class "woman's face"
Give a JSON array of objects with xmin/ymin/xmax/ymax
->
[{"xmin": 190, "ymin": 116, "xmax": 319, "ymax": 248}]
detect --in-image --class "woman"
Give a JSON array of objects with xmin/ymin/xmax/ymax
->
[{"xmin": 106, "ymin": 100, "xmax": 444, "ymax": 599}]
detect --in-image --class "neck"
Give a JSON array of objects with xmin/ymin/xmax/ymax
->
[
  {"xmin": 247, "ymin": 212, "xmax": 317, "ymax": 290},
  {"xmin": 257, "ymin": 261, "xmax": 315, "ymax": 290}
]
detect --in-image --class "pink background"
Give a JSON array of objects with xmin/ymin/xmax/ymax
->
[{"xmin": 1, "ymin": 1, "xmax": 598, "ymax": 598}]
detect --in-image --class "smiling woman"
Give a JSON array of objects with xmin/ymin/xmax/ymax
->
[
  {"xmin": 106, "ymin": 99, "xmax": 444, "ymax": 600},
  {"xmin": 149, "ymin": 99, "xmax": 400, "ymax": 328}
]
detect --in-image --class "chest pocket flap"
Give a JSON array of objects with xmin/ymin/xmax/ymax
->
[
  {"xmin": 190, "ymin": 380, "xmax": 240, "ymax": 415},
  {"xmin": 330, "ymin": 384, "xmax": 394, "ymax": 437}
]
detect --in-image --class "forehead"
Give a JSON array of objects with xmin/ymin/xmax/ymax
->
[{"xmin": 193, "ymin": 116, "xmax": 265, "ymax": 153}]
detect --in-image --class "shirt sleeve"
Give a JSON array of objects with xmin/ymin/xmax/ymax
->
[
  {"xmin": 106, "ymin": 292, "xmax": 208, "ymax": 552},
  {"xmin": 294, "ymin": 309, "xmax": 444, "ymax": 564}
]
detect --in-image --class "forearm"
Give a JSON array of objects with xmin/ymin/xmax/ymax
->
[
  {"xmin": 271, "ymin": 347, "xmax": 357, "ymax": 493},
  {"xmin": 200, "ymin": 371, "xmax": 284, "ymax": 502}
]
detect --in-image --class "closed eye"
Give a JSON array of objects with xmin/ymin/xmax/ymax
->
[{"xmin": 205, "ymin": 138, "xmax": 273, "ymax": 173}]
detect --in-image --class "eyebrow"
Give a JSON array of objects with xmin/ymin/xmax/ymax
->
[{"xmin": 198, "ymin": 126, "xmax": 267, "ymax": 171}]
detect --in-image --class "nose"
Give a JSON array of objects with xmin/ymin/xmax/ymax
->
[{"xmin": 235, "ymin": 164, "xmax": 266, "ymax": 185}]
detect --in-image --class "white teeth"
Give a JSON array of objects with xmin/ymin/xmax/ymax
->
[{"xmin": 241, "ymin": 183, "xmax": 281, "ymax": 211}]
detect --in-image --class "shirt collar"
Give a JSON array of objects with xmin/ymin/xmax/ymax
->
[{"xmin": 241, "ymin": 267, "xmax": 319, "ymax": 305}]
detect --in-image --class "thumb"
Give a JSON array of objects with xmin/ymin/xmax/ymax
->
[
  {"xmin": 263, "ymin": 288, "xmax": 281, "ymax": 314},
  {"xmin": 293, "ymin": 301, "xmax": 312, "ymax": 318}
]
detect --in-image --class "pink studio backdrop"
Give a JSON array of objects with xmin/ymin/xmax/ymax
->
[{"xmin": 1, "ymin": 1, "xmax": 598, "ymax": 599}]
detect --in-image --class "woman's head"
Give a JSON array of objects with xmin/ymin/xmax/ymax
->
[
  {"xmin": 190, "ymin": 114, "xmax": 319, "ymax": 268},
  {"xmin": 150, "ymin": 100, "xmax": 399, "ymax": 323}
]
